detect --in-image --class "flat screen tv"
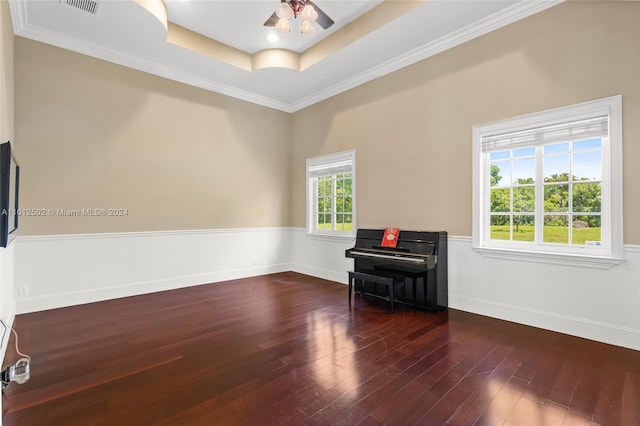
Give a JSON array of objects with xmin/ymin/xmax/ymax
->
[{"xmin": 0, "ymin": 141, "xmax": 19, "ymax": 248}]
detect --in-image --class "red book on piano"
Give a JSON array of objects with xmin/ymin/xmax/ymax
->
[{"xmin": 381, "ymin": 228, "xmax": 400, "ymax": 247}]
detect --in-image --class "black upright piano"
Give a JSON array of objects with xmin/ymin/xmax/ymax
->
[{"xmin": 345, "ymin": 229, "xmax": 448, "ymax": 311}]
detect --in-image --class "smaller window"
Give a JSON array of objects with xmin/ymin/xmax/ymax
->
[{"xmin": 307, "ymin": 150, "xmax": 356, "ymax": 237}]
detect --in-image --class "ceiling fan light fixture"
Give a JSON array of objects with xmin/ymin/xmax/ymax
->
[
  {"xmin": 276, "ymin": 2, "xmax": 294, "ymax": 19},
  {"xmin": 299, "ymin": 20, "xmax": 314, "ymax": 34},
  {"xmin": 300, "ymin": 4, "xmax": 318, "ymax": 22},
  {"xmin": 276, "ymin": 18, "xmax": 291, "ymax": 32},
  {"xmin": 266, "ymin": 0, "xmax": 330, "ymax": 35}
]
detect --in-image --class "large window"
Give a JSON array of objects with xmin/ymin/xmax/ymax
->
[
  {"xmin": 307, "ymin": 150, "xmax": 355, "ymax": 237},
  {"xmin": 472, "ymin": 96, "xmax": 623, "ymax": 267}
]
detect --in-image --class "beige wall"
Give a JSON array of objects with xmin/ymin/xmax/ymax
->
[
  {"xmin": 291, "ymin": 1, "xmax": 640, "ymax": 244},
  {"xmin": 13, "ymin": 2, "xmax": 640, "ymax": 244},
  {"xmin": 0, "ymin": 0, "xmax": 15, "ymax": 322},
  {"xmin": 15, "ymin": 38, "xmax": 292, "ymax": 235},
  {"xmin": 0, "ymin": 1, "xmax": 11, "ymax": 144}
]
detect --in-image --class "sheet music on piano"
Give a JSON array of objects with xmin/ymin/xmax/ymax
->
[
  {"xmin": 345, "ymin": 228, "xmax": 448, "ymax": 310},
  {"xmin": 381, "ymin": 227, "xmax": 400, "ymax": 247}
]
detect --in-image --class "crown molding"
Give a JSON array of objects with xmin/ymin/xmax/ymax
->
[
  {"xmin": 8, "ymin": 0, "xmax": 27, "ymax": 33},
  {"xmin": 8, "ymin": 0, "xmax": 294, "ymax": 112},
  {"xmin": 9, "ymin": 0, "xmax": 564, "ymax": 114},
  {"xmin": 290, "ymin": 0, "xmax": 565, "ymax": 112}
]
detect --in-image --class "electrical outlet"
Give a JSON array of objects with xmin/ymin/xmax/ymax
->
[{"xmin": 18, "ymin": 286, "xmax": 29, "ymax": 296}]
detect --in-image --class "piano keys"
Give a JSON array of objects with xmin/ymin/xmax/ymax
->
[
  {"xmin": 345, "ymin": 229, "xmax": 448, "ymax": 311},
  {"xmin": 344, "ymin": 246, "xmax": 436, "ymax": 267}
]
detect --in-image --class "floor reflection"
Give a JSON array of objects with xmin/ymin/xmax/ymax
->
[
  {"xmin": 485, "ymin": 379, "xmax": 594, "ymax": 425},
  {"xmin": 307, "ymin": 309, "xmax": 359, "ymax": 400}
]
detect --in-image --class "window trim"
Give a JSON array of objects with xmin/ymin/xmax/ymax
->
[
  {"xmin": 306, "ymin": 150, "xmax": 356, "ymax": 238},
  {"xmin": 472, "ymin": 96, "xmax": 624, "ymax": 268}
]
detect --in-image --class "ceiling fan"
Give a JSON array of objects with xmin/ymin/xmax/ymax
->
[{"xmin": 264, "ymin": 0, "xmax": 335, "ymax": 34}]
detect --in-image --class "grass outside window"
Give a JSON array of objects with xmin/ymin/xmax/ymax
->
[{"xmin": 490, "ymin": 225, "xmax": 601, "ymax": 245}]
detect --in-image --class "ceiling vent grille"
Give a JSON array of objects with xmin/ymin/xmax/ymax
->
[{"xmin": 60, "ymin": 0, "xmax": 101, "ymax": 15}]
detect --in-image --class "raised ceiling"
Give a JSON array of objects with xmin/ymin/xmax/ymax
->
[{"xmin": 9, "ymin": 0, "xmax": 563, "ymax": 112}]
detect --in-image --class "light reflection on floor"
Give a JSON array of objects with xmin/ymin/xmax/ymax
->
[
  {"xmin": 307, "ymin": 308, "xmax": 360, "ymax": 401},
  {"xmin": 486, "ymin": 379, "xmax": 594, "ymax": 425}
]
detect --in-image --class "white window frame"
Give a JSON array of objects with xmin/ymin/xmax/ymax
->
[
  {"xmin": 306, "ymin": 150, "xmax": 356, "ymax": 238},
  {"xmin": 472, "ymin": 96, "xmax": 624, "ymax": 268}
]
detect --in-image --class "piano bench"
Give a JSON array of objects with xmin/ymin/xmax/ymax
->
[
  {"xmin": 348, "ymin": 270, "xmax": 406, "ymax": 313},
  {"xmin": 375, "ymin": 268, "xmax": 425, "ymax": 306}
]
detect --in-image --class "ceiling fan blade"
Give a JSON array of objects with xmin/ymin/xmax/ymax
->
[
  {"xmin": 264, "ymin": 12, "xmax": 279, "ymax": 27},
  {"xmin": 308, "ymin": 1, "xmax": 334, "ymax": 29}
]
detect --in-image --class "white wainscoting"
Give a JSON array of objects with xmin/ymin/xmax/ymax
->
[
  {"xmin": 447, "ymin": 236, "xmax": 640, "ymax": 351},
  {"xmin": 13, "ymin": 227, "xmax": 640, "ymax": 351},
  {"xmin": 0, "ymin": 242, "xmax": 16, "ymax": 362},
  {"xmin": 14, "ymin": 228, "xmax": 292, "ymax": 314},
  {"xmin": 289, "ymin": 229, "xmax": 355, "ymax": 284}
]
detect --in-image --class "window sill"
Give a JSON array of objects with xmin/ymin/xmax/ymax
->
[
  {"xmin": 308, "ymin": 231, "xmax": 356, "ymax": 243},
  {"xmin": 472, "ymin": 246, "xmax": 625, "ymax": 269}
]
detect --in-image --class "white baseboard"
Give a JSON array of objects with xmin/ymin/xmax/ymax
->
[
  {"xmin": 17, "ymin": 263, "xmax": 291, "ymax": 314},
  {"xmin": 449, "ymin": 293, "xmax": 640, "ymax": 351},
  {"xmin": 290, "ymin": 263, "xmax": 348, "ymax": 285}
]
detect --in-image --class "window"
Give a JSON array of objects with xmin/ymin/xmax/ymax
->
[
  {"xmin": 472, "ymin": 96, "xmax": 623, "ymax": 267},
  {"xmin": 307, "ymin": 150, "xmax": 355, "ymax": 237}
]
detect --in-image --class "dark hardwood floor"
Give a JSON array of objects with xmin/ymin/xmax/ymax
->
[{"xmin": 1, "ymin": 272, "xmax": 639, "ymax": 425}]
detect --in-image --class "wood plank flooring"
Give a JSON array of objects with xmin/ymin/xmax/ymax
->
[{"xmin": 2, "ymin": 272, "xmax": 639, "ymax": 425}]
